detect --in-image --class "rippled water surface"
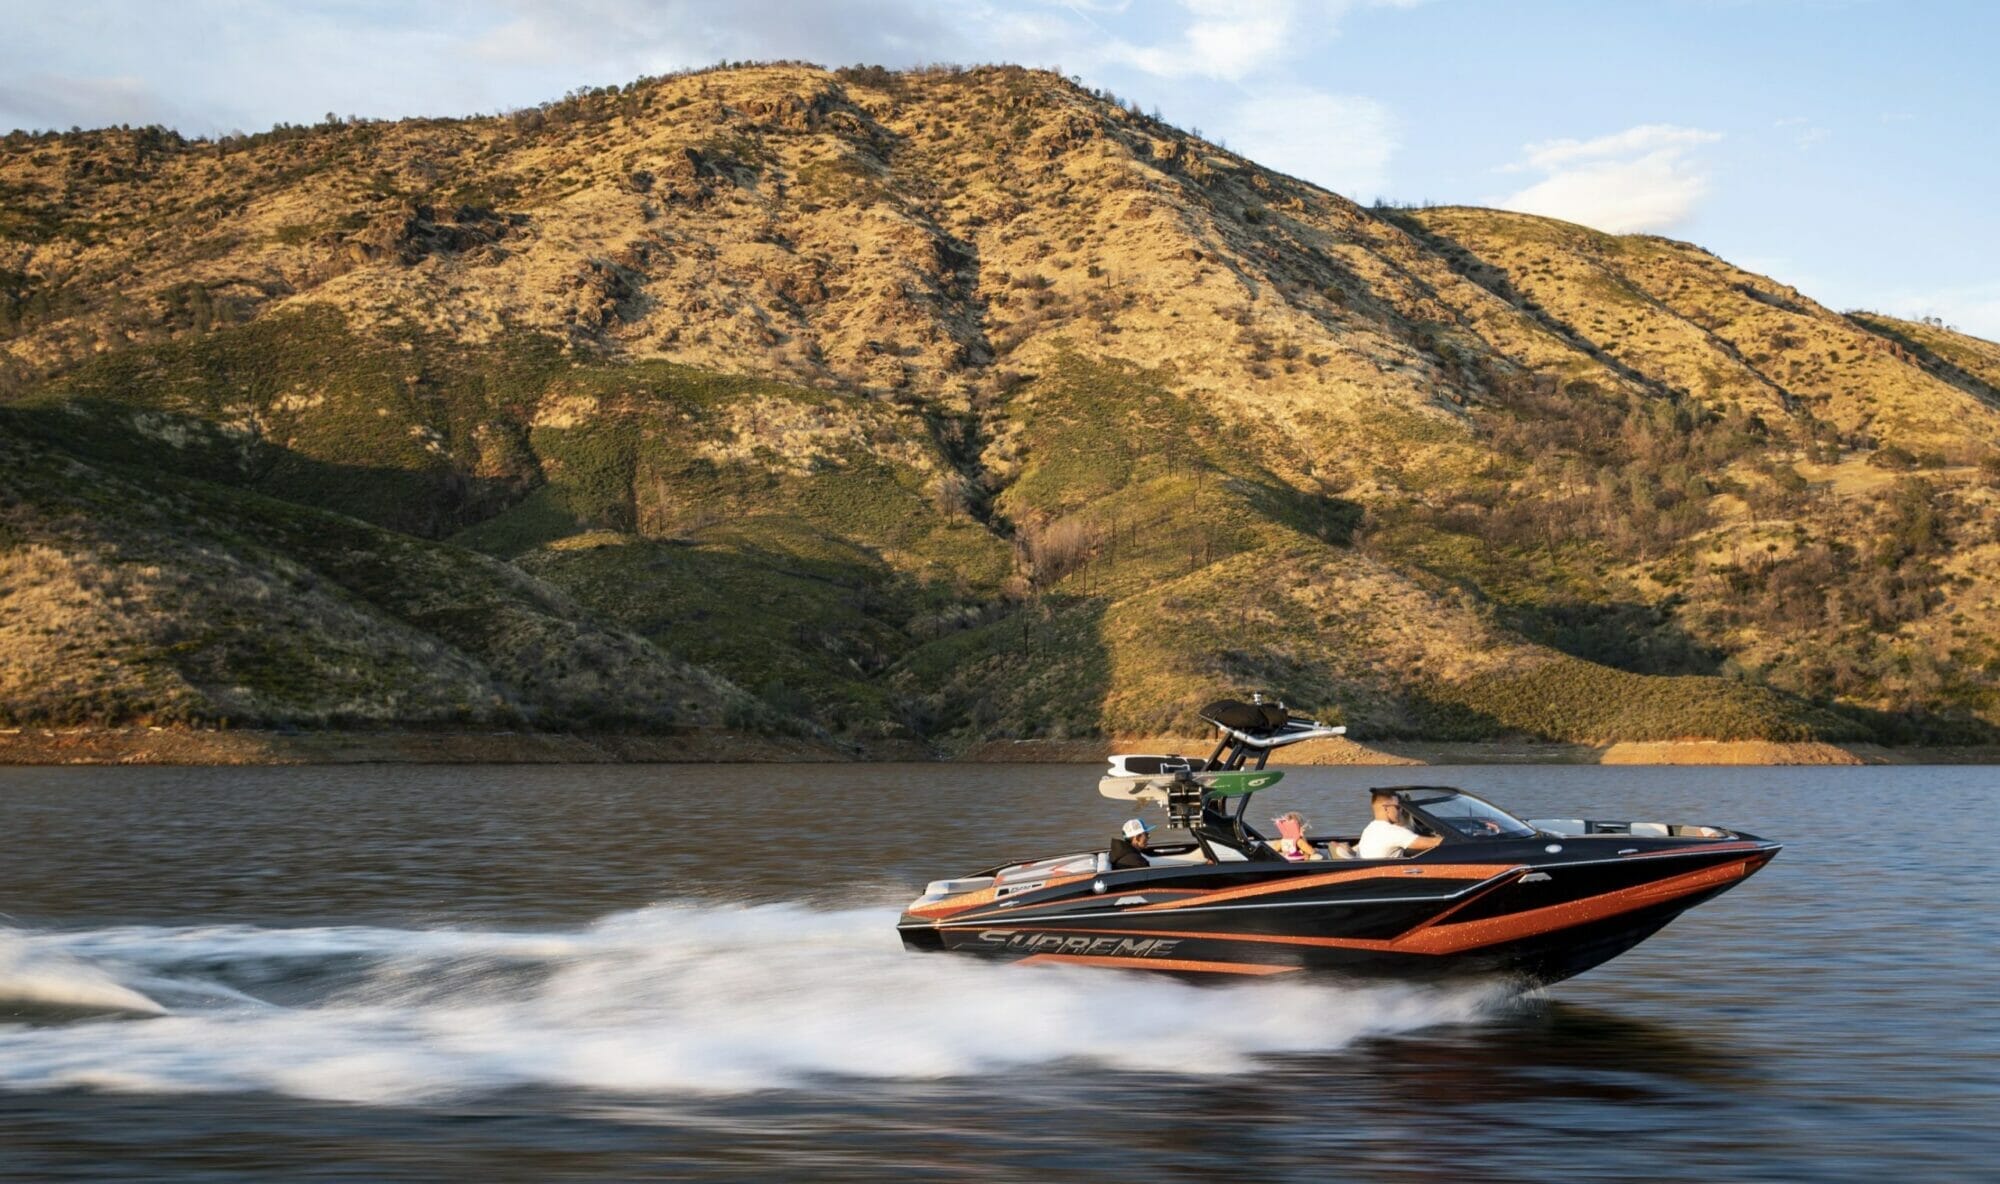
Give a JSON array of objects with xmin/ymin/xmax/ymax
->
[{"xmin": 2, "ymin": 762, "xmax": 1996, "ymax": 1181}]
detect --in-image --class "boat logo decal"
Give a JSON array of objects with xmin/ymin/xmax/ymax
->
[
  {"xmin": 1114, "ymin": 896, "xmax": 1148, "ymax": 906},
  {"xmin": 977, "ymin": 931, "xmax": 1185, "ymax": 958},
  {"xmin": 995, "ymin": 880, "xmax": 1046, "ymax": 897}
]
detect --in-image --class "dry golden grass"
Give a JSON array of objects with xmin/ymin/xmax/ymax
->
[{"xmin": 5, "ymin": 64, "xmax": 2000, "ymax": 744}]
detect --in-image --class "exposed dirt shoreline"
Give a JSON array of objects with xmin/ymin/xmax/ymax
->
[
  {"xmin": 952, "ymin": 736, "xmax": 1995, "ymax": 766},
  {"xmin": 4, "ymin": 727, "xmax": 1999, "ymax": 767},
  {"xmin": 0, "ymin": 727, "xmax": 859, "ymax": 766}
]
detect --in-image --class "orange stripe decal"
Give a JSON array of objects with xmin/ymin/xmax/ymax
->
[
  {"xmin": 1390, "ymin": 856, "xmax": 1756, "ymax": 955},
  {"xmin": 1129, "ymin": 863, "xmax": 1519, "ymax": 912}
]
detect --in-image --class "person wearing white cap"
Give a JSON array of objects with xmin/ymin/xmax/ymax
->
[{"xmin": 1109, "ymin": 817, "xmax": 1154, "ymax": 869}]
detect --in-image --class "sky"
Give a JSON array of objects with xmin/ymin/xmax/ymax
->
[{"xmin": 3, "ymin": 0, "xmax": 1995, "ymax": 339}]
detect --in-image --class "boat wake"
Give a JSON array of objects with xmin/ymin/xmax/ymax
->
[
  {"xmin": 0, "ymin": 904, "xmax": 1507, "ymax": 1103},
  {"xmin": 0, "ymin": 934, "xmax": 168, "ymax": 1023}
]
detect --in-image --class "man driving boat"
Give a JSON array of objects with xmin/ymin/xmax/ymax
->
[{"xmin": 1357, "ymin": 788, "xmax": 1442, "ymax": 859}]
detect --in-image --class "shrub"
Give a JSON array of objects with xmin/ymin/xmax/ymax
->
[
  {"xmin": 1868, "ymin": 444, "xmax": 1917, "ymax": 470},
  {"xmin": 834, "ymin": 64, "xmax": 901, "ymax": 92},
  {"xmin": 1018, "ymin": 514, "xmax": 1102, "ymax": 588}
]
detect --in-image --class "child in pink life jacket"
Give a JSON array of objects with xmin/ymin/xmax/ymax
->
[{"xmin": 1274, "ymin": 812, "xmax": 1324, "ymax": 861}]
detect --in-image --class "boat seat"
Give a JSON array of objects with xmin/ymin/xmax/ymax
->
[
  {"xmin": 1629, "ymin": 822, "xmax": 1671, "ymax": 837},
  {"xmin": 1260, "ymin": 838, "xmax": 1359, "ymax": 862},
  {"xmin": 999, "ymin": 853, "xmax": 1100, "ymax": 881},
  {"xmin": 1145, "ymin": 842, "xmax": 1249, "ymax": 865}
]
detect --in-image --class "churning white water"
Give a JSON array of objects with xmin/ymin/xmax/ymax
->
[
  {"xmin": 0, "ymin": 934, "xmax": 168, "ymax": 1022},
  {"xmin": 0, "ymin": 904, "xmax": 1506, "ymax": 1103}
]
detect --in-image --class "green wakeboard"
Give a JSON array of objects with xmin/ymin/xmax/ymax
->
[{"xmin": 1203, "ymin": 769, "xmax": 1284, "ymax": 798}]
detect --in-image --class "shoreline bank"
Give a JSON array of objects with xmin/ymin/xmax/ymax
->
[
  {"xmin": 0, "ymin": 727, "xmax": 857, "ymax": 766},
  {"xmin": 3, "ymin": 727, "xmax": 1998, "ymax": 767}
]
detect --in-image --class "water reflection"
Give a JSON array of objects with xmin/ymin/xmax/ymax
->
[{"xmin": 1399, "ymin": 998, "xmax": 1760, "ymax": 1092}]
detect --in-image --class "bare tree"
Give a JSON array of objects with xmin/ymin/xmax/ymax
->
[
  {"xmin": 931, "ymin": 470, "xmax": 975, "ymax": 521},
  {"xmin": 1019, "ymin": 515, "xmax": 1103, "ymax": 589}
]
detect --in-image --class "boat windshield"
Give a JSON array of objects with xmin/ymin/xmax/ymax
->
[{"xmin": 1405, "ymin": 790, "xmax": 1538, "ymax": 840}]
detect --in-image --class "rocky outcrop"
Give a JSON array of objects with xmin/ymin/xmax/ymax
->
[{"xmin": 342, "ymin": 202, "xmax": 526, "ymax": 267}]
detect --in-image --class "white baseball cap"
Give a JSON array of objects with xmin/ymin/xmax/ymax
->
[{"xmin": 1122, "ymin": 818, "xmax": 1154, "ymax": 839}]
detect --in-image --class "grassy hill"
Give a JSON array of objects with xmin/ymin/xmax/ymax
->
[
  {"xmin": 0, "ymin": 411, "xmax": 772, "ymax": 732},
  {"xmin": 4, "ymin": 63, "xmax": 1998, "ymax": 749}
]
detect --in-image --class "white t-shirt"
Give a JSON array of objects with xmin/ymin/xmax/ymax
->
[{"xmin": 1358, "ymin": 819, "xmax": 1421, "ymax": 860}]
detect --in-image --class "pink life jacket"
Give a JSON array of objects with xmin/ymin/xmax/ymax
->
[{"xmin": 1275, "ymin": 816, "xmax": 1310, "ymax": 861}]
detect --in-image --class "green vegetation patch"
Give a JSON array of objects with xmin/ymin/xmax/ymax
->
[
  {"xmin": 893, "ymin": 597, "xmax": 1112, "ymax": 741},
  {"xmin": 21, "ymin": 305, "xmax": 537, "ymax": 534},
  {"xmin": 521, "ymin": 529, "xmax": 910, "ymax": 735},
  {"xmin": 0, "ymin": 418, "xmax": 765, "ymax": 732},
  {"xmin": 1421, "ymin": 656, "xmax": 1865, "ymax": 744}
]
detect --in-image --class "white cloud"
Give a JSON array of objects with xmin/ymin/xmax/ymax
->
[
  {"xmin": 1223, "ymin": 88, "xmax": 1395, "ymax": 196},
  {"xmin": 1495, "ymin": 123, "xmax": 1722, "ymax": 234},
  {"xmin": 1774, "ymin": 115, "xmax": 1827, "ymax": 150},
  {"xmin": 1105, "ymin": 0, "xmax": 1298, "ymax": 81},
  {"xmin": 1097, "ymin": 0, "xmax": 1426, "ymax": 82},
  {"xmin": 1513, "ymin": 124, "xmax": 1719, "ymax": 172}
]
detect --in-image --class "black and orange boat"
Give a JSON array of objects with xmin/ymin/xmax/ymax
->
[{"xmin": 897, "ymin": 698, "xmax": 1781, "ymax": 984}]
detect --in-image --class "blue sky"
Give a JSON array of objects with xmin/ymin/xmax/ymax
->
[{"xmin": 3, "ymin": 0, "xmax": 1994, "ymax": 338}]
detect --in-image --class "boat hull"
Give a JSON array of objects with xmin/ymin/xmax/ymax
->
[{"xmin": 898, "ymin": 839, "xmax": 1778, "ymax": 985}]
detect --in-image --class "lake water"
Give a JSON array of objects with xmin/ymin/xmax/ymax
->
[{"xmin": 1, "ymin": 762, "xmax": 1996, "ymax": 1181}]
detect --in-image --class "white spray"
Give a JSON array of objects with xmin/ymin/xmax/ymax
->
[{"xmin": 0, "ymin": 904, "xmax": 1507, "ymax": 1103}]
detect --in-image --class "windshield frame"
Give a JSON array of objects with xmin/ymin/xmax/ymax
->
[{"xmin": 1396, "ymin": 787, "xmax": 1538, "ymax": 842}]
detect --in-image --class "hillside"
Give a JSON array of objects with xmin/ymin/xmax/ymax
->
[{"xmin": 4, "ymin": 63, "xmax": 1998, "ymax": 750}]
